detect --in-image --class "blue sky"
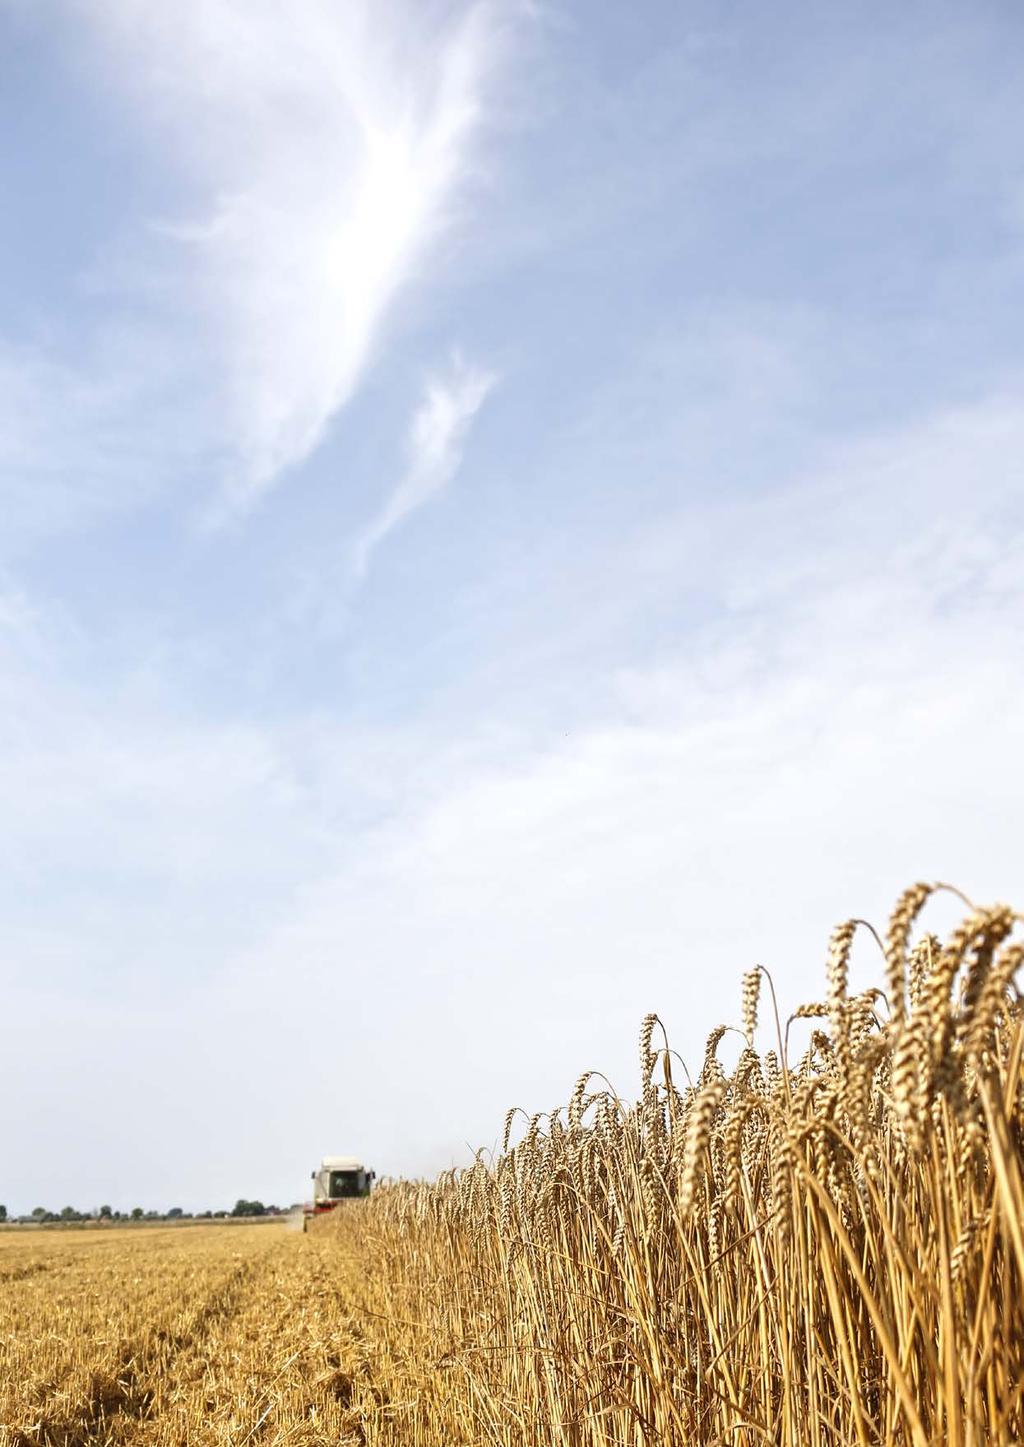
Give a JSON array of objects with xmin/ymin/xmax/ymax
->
[{"xmin": 1, "ymin": 0, "xmax": 1023, "ymax": 1213}]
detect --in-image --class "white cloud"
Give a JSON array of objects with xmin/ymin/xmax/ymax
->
[
  {"xmin": 353, "ymin": 354, "xmax": 496, "ymax": 578},
  {"xmin": 64, "ymin": 0, "xmax": 510, "ymax": 516},
  {"xmin": 204, "ymin": 388, "xmax": 1024, "ymax": 1179},
  {"xmin": 2, "ymin": 388, "xmax": 1023, "ymax": 1208},
  {"xmin": 0, "ymin": 337, "xmax": 199, "ymax": 545}
]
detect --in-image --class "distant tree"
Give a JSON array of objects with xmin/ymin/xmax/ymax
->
[
  {"xmin": 60, "ymin": 1206, "xmax": 79, "ymax": 1221},
  {"xmin": 131, "ymin": 1206, "xmax": 144, "ymax": 1220},
  {"xmin": 166, "ymin": 1207, "xmax": 184, "ymax": 1219},
  {"xmin": 98, "ymin": 1205, "xmax": 113, "ymax": 1219},
  {"xmin": 232, "ymin": 1199, "xmax": 266, "ymax": 1217},
  {"xmin": 0, "ymin": 1205, "xmax": 7, "ymax": 1222},
  {"xmin": 31, "ymin": 1207, "xmax": 46, "ymax": 1220}
]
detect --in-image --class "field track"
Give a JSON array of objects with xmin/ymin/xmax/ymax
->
[{"xmin": 0, "ymin": 1222, "xmax": 371, "ymax": 1446}]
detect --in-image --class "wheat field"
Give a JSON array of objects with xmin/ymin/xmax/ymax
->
[
  {"xmin": 0, "ymin": 1221, "xmax": 380, "ymax": 1445},
  {"xmin": 3, "ymin": 883, "xmax": 1023, "ymax": 1445}
]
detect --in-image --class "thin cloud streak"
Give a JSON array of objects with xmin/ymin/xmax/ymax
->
[
  {"xmin": 353, "ymin": 356, "xmax": 497, "ymax": 579},
  {"xmin": 68, "ymin": 0, "xmax": 510, "ymax": 517}
]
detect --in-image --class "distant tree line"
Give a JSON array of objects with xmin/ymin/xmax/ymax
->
[{"xmin": 0, "ymin": 1201, "xmax": 289, "ymax": 1224}]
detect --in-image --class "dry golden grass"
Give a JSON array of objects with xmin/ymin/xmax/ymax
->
[
  {"xmin": 2, "ymin": 883, "xmax": 1021, "ymax": 1446},
  {"xmin": 320, "ymin": 883, "xmax": 1024, "ymax": 1446}
]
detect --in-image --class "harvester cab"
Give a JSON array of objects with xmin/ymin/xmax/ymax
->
[{"xmin": 303, "ymin": 1156, "xmax": 375, "ymax": 1230}]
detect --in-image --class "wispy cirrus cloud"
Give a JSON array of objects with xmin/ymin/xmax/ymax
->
[
  {"xmin": 0, "ymin": 333, "xmax": 211, "ymax": 548},
  {"xmin": 353, "ymin": 355, "xmax": 497, "ymax": 579},
  {"xmin": 64, "ymin": 0, "xmax": 512, "ymax": 517}
]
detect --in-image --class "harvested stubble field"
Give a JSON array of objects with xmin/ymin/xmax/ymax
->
[
  {"xmin": 3, "ymin": 883, "xmax": 1024, "ymax": 1446},
  {"xmin": 0, "ymin": 1222, "xmax": 378, "ymax": 1446}
]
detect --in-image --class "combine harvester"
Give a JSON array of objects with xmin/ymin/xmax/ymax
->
[{"xmin": 303, "ymin": 1156, "xmax": 375, "ymax": 1230}]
